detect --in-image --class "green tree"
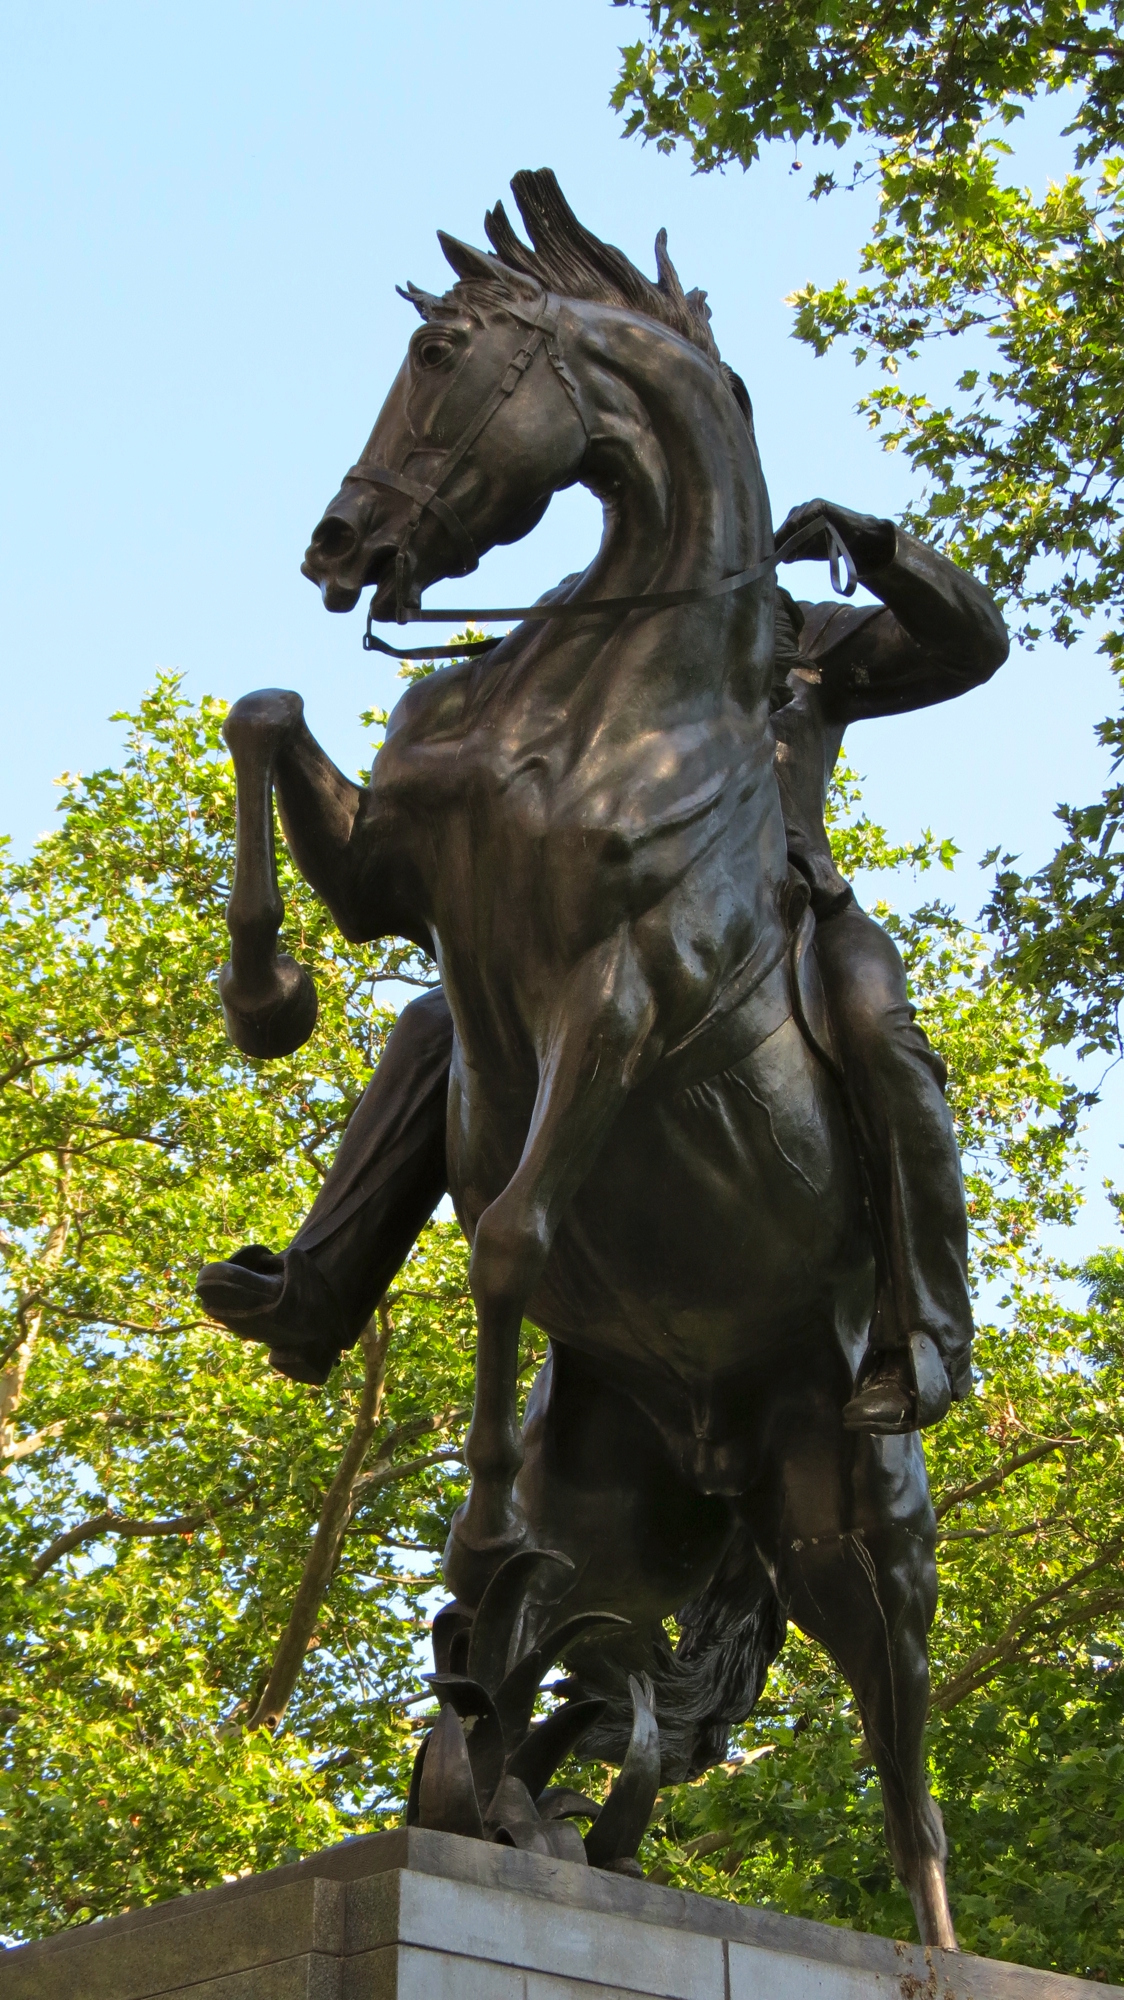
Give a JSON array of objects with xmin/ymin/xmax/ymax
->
[{"xmin": 0, "ymin": 679, "xmax": 481, "ymax": 1935}]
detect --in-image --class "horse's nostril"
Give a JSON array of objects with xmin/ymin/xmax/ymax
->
[{"xmin": 311, "ymin": 515, "xmax": 360, "ymax": 561}]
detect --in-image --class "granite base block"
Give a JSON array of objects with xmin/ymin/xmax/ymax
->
[{"xmin": 4, "ymin": 1826, "xmax": 1120, "ymax": 2000}]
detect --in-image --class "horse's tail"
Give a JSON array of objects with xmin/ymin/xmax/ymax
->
[
  {"xmin": 565, "ymin": 1531, "xmax": 786, "ymax": 1784},
  {"xmin": 662, "ymin": 1531, "xmax": 787, "ymax": 1779}
]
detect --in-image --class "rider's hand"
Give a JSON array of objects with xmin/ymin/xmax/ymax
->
[{"xmin": 774, "ymin": 499, "xmax": 896, "ymax": 576}]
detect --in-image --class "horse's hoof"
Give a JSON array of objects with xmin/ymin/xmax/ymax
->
[
  {"xmin": 442, "ymin": 1505, "xmax": 534, "ymax": 1610},
  {"xmin": 219, "ymin": 954, "xmax": 318, "ymax": 1059}
]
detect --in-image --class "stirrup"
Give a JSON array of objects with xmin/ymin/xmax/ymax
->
[{"xmin": 843, "ymin": 1333, "xmax": 952, "ymax": 1435}]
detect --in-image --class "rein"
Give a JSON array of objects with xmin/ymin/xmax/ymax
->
[
  {"xmin": 347, "ymin": 292, "xmax": 859, "ymax": 664},
  {"xmin": 363, "ymin": 514, "xmax": 859, "ymax": 661}
]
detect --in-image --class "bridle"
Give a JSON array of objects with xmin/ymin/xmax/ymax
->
[{"xmin": 341, "ymin": 292, "xmax": 858, "ymax": 663}]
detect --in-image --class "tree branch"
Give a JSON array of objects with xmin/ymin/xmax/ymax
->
[
  {"xmin": 929, "ymin": 1538, "xmax": 1124, "ymax": 1711},
  {"xmin": 937, "ymin": 1511, "xmax": 1065, "ymax": 1545},
  {"xmin": 39, "ymin": 1305, "xmax": 211, "ymax": 1338},
  {"xmin": 349, "ymin": 1443, "xmax": 462, "ymax": 1504},
  {"xmin": 351, "ymin": 1401, "xmax": 469, "ymax": 1492},
  {"xmin": 2, "ymin": 1420, "xmax": 66, "ymax": 1467},
  {"xmin": 0, "ymin": 1029, "xmax": 133, "ymax": 1093},
  {"xmin": 1, "ymin": 1164, "xmax": 71, "ymax": 1466},
  {"xmin": 680, "ymin": 1827, "xmax": 739, "ymax": 1862},
  {"xmin": 27, "ymin": 1507, "xmax": 208, "ymax": 1582},
  {"xmin": 933, "ymin": 1437, "xmax": 1074, "ymax": 1520}
]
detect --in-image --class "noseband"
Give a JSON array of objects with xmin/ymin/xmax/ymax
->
[{"xmin": 343, "ymin": 293, "xmax": 858, "ymax": 663}]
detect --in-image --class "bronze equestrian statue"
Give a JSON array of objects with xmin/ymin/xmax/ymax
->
[{"xmin": 198, "ymin": 172, "xmax": 1008, "ymax": 1944}]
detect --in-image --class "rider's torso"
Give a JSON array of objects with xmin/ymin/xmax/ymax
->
[{"xmin": 768, "ymin": 596, "xmax": 887, "ymax": 919}]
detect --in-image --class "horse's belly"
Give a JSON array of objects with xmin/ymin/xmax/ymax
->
[{"xmin": 526, "ymin": 1015, "xmax": 870, "ymax": 1389}]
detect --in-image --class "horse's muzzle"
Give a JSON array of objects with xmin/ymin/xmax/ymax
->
[{"xmin": 301, "ymin": 516, "xmax": 399, "ymax": 614}]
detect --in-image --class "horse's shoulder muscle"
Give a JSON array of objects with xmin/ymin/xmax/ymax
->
[{"xmin": 384, "ymin": 661, "xmax": 475, "ymax": 746}]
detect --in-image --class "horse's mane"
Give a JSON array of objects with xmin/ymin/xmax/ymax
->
[
  {"xmin": 490, "ymin": 169, "xmax": 722, "ymax": 365},
  {"xmin": 402, "ymin": 170, "xmax": 756, "ymax": 428},
  {"xmin": 403, "ymin": 169, "xmax": 724, "ymax": 371}
]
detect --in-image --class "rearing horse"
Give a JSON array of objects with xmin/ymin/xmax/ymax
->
[{"xmin": 218, "ymin": 172, "xmax": 955, "ymax": 1946}]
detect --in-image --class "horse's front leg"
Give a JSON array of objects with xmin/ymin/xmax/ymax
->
[
  {"xmin": 220, "ymin": 689, "xmax": 423, "ymax": 1059},
  {"xmin": 445, "ymin": 929, "xmax": 658, "ymax": 1606},
  {"xmin": 271, "ymin": 703, "xmax": 431, "ymax": 951},
  {"xmin": 219, "ymin": 690, "xmax": 321, "ymax": 1059}
]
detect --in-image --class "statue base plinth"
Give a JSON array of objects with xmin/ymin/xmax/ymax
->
[{"xmin": 5, "ymin": 1826, "xmax": 1118, "ymax": 1999}]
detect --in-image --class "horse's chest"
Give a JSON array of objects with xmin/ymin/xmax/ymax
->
[
  {"xmin": 381, "ymin": 738, "xmax": 610, "ymax": 952},
  {"xmin": 384, "ymin": 713, "xmax": 755, "ymax": 910}
]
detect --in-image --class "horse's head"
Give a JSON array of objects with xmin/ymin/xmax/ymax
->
[
  {"xmin": 302, "ymin": 224, "xmax": 589, "ymax": 617},
  {"xmin": 301, "ymin": 169, "xmax": 749, "ymax": 621}
]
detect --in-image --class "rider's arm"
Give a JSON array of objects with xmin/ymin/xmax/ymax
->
[{"xmin": 777, "ymin": 501, "xmax": 1009, "ymax": 725}]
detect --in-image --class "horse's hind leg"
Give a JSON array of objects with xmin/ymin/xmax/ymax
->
[
  {"xmin": 516, "ymin": 1344, "xmax": 734, "ymax": 1729},
  {"xmin": 760, "ymin": 1419, "xmax": 955, "ymax": 1948}
]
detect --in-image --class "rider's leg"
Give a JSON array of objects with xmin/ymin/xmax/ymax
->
[
  {"xmin": 197, "ymin": 988, "xmax": 452, "ymax": 1384},
  {"xmin": 751, "ymin": 1399, "xmax": 956, "ymax": 1947},
  {"xmin": 812, "ymin": 900, "xmax": 973, "ymax": 1432}
]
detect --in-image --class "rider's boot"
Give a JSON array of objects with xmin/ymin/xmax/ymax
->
[
  {"xmin": 196, "ymin": 1244, "xmax": 348, "ymax": 1386},
  {"xmin": 843, "ymin": 1331, "xmax": 952, "ymax": 1436}
]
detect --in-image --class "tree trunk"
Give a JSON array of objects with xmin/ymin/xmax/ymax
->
[
  {"xmin": 1, "ymin": 1155, "xmax": 71, "ymax": 1468},
  {"xmin": 246, "ymin": 1311, "xmax": 391, "ymax": 1731}
]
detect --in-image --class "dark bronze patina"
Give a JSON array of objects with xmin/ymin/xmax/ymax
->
[{"xmin": 198, "ymin": 173, "xmax": 1008, "ymax": 1939}]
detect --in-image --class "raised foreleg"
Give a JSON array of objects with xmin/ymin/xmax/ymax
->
[
  {"xmin": 219, "ymin": 689, "xmax": 430, "ymax": 1059},
  {"xmin": 445, "ymin": 928, "xmax": 658, "ymax": 1606},
  {"xmin": 270, "ymin": 704, "xmax": 428, "ymax": 949},
  {"xmin": 219, "ymin": 690, "xmax": 320, "ymax": 1058}
]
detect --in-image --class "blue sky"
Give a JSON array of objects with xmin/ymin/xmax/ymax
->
[{"xmin": 2, "ymin": 0, "xmax": 1120, "ymax": 1245}]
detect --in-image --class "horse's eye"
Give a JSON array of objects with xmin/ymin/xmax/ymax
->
[{"xmin": 415, "ymin": 336, "xmax": 454, "ymax": 370}]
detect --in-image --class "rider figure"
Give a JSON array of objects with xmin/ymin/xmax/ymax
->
[
  {"xmin": 198, "ymin": 499, "xmax": 1009, "ymax": 1436},
  {"xmin": 772, "ymin": 500, "xmax": 1008, "ymax": 1429}
]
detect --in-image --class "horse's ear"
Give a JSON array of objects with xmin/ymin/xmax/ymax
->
[
  {"xmin": 437, "ymin": 232, "xmax": 501, "ymax": 282},
  {"xmin": 397, "ymin": 282, "xmax": 444, "ymax": 321},
  {"xmin": 437, "ymin": 231, "xmax": 541, "ymax": 300}
]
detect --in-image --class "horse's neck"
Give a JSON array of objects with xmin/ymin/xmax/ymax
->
[
  {"xmin": 517, "ymin": 313, "xmax": 774, "ymax": 723},
  {"xmin": 587, "ymin": 331, "xmax": 762, "ymax": 593}
]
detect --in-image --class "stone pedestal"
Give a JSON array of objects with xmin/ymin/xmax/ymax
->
[{"xmin": 4, "ymin": 1826, "xmax": 1119, "ymax": 2000}]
